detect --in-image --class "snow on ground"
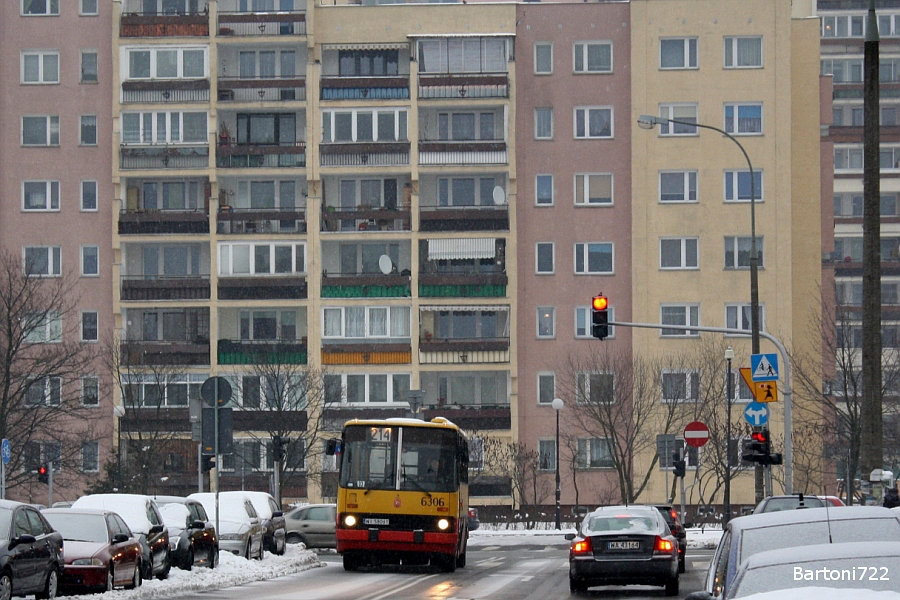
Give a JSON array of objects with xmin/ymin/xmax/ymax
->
[
  {"xmin": 685, "ymin": 526, "xmax": 723, "ymax": 549},
  {"xmin": 741, "ymin": 587, "xmax": 900, "ymax": 600},
  {"xmin": 57, "ymin": 545, "xmax": 321, "ymax": 600}
]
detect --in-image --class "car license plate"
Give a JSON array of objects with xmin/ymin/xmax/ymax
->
[
  {"xmin": 363, "ymin": 518, "xmax": 389, "ymax": 526},
  {"xmin": 608, "ymin": 541, "xmax": 641, "ymax": 550}
]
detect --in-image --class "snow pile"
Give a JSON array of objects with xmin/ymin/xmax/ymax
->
[
  {"xmin": 686, "ymin": 526, "xmax": 723, "ymax": 549},
  {"xmin": 741, "ymin": 587, "xmax": 900, "ymax": 600},
  {"xmin": 59, "ymin": 545, "xmax": 321, "ymax": 600}
]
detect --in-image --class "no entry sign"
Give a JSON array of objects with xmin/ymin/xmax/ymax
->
[{"xmin": 683, "ymin": 421, "xmax": 710, "ymax": 448}]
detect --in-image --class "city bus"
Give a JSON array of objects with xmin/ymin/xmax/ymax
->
[{"xmin": 327, "ymin": 417, "xmax": 470, "ymax": 572}]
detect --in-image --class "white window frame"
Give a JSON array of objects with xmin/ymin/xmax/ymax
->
[
  {"xmin": 536, "ymin": 174, "xmax": 554, "ymax": 205},
  {"xmin": 323, "ymin": 372, "xmax": 411, "ymax": 405},
  {"xmin": 574, "ymin": 242, "xmax": 614, "ymax": 275},
  {"xmin": 535, "ymin": 108, "xmax": 553, "ymax": 140},
  {"xmin": 81, "ymin": 376, "xmax": 100, "ymax": 406},
  {"xmin": 724, "ymin": 36, "xmax": 763, "ymax": 69},
  {"xmin": 25, "ymin": 376, "xmax": 62, "ymax": 406},
  {"xmin": 576, "ymin": 305, "xmax": 616, "ymax": 339},
  {"xmin": 536, "ymin": 242, "xmax": 554, "ymax": 275},
  {"xmin": 660, "ymin": 237, "xmax": 699, "ymax": 270},
  {"xmin": 661, "ymin": 304, "xmax": 700, "ymax": 337},
  {"xmin": 22, "ymin": 116, "xmax": 59, "ymax": 146},
  {"xmin": 80, "ymin": 115, "xmax": 98, "ymax": 146},
  {"xmin": 724, "ymin": 236, "xmax": 764, "ymax": 269},
  {"xmin": 537, "ymin": 371, "xmax": 556, "ymax": 405},
  {"xmin": 24, "ymin": 246, "xmax": 61, "ymax": 277},
  {"xmin": 81, "ymin": 181, "xmax": 98, "ymax": 212},
  {"xmin": 658, "ymin": 103, "xmax": 698, "ymax": 136},
  {"xmin": 21, "ymin": 0, "xmax": 59, "ymax": 16},
  {"xmin": 124, "ymin": 46, "xmax": 209, "ymax": 80},
  {"xmin": 725, "ymin": 303, "xmax": 766, "ymax": 334},
  {"xmin": 834, "ymin": 146, "xmax": 863, "ymax": 171},
  {"xmin": 573, "ymin": 41, "xmax": 612, "ymax": 74},
  {"xmin": 538, "ymin": 438, "xmax": 557, "ymax": 471},
  {"xmin": 80, "ymin": 0, "xmax": 99, "ymax": 15},
  {"xmin": 81, "ymin": 246, "xmax": 99, "ymax": 277},
  {"xmin": 122, "ymin": 374, "xmax": 205, "ymax": 408},
  {"xmin": 120, "ymin": 110, "xmax": 208, "ymax": 145},
  {"xmin": 321, "ymin": 108, "xmax": 408, "ymax": 143},
  {"xmin": 537, "ymin": 306, "xmax": 555, "ymax": 339},
  {"xmin": 81, "ymin": 441, "xmax": 100, "ymax": 473},
  {"xmin": 22, "ymin": 180, "xmax": 60, "ymax": 212},
  {"xmin": 660, "ymin": 37, "xmax": 698, "ymax": 70},
  {"xmin": 724, "ymin": 102, "xmax": 763, "ymax": 136},
  {"xmin": 81, "ymin": 310, "xmax": 99, "ymax": 342},
  {"xmin": 80, "ymin": 50, "xmax": 99, "ymax": 83},
  {"xmin": 724, "ymin": 170, "xmax": 763, "ymax": 203},
  {"xmin": 574, "ymin": 173, "xmax": 613, "ymax": 206},
  {"xmin": 573, "ymin": 106, "xmax": 613, "ymax": 139},
  {"xmin": 576, "ymin": 437, "xmax": 614, "ymax": 469},
  {"xmin": 576, "ymin": 372, "xmax": 615, "ymax": 405},
  {"xmin": 534, "ymin": 42, "xmax": 553, "ymax": 74},
  {"xmin": 24, "ymin": 312, "xmax": 62, "ymax": 343},
  {"xmin": 321, "ymin": 306, "xmax": 410, "ymax": 339},
  {"xmin": 218, "ymin": 242, "xmax": 306, "ymax": 276},
  {"xmin": 659, "ymin": 170, "xmax": 698, "ymax": 203},
  {"xmin": 21, "ymin": 51, "xmax": 59, "ymax": 84},
  {"xmin": 661, "ymin": 370, "xmax": 701, "ymax": 403}
]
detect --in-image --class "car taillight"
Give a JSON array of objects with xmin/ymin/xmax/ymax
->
[
  {"xmin": 670, "ymin": 509, "xmax": 678, "ymax": 520},
  {"xmin": 572, "ymin": 537, "xmax": 592, "ymax": 555},
  {"xmin": 468, "ymin": 509, "xmax": 476, "ymax": 518},
  {"xmin": 654, "ymin": 536, "xmax": 674, "ymax": 554}
]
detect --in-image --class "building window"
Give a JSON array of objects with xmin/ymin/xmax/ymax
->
[
  {"xmin": 24, "ymin": 246, "xmax": 61, "ymax": 277},
  {"xmin": 537, "ymin": 306, "xmax": 555, "ymax": 339},
  {"xmin": 535, "ymin": 108, "xmax": 553, "ymax": 139},
  {"xmin": 535, "ymin": 42, "xmax": 552, "ymax": 74},
  {"xmin": 574, "ymin": 173, "xmax": 612, "ymax": 206},
  {"xmin": 322, "ymin": 306, "xmax": 410, "ymax": 339},
  {"xmin": 658, "ymin": 436, "xmax": 700, "ymax": 470},
  {"xmin": 658, "ymin": 104, "xmax": 698, "ymax": 135},
  {"xmin": 662, "ymin": 371, "xmax": 700, "ymax": 402},
  {"xmin": 437, "ymin": 110, "xmax": 495, "ymax": 143},
  {"xmin": 81, "ymin": 246, "xmax": 99, "ymax": 276},
  {"xmin": 576, "ymin": 372, "xmax": 615, "ymax": 404},
  {"xmin": 81, "ymin": 311, "xmax": 98, "ymax": 342},
  {"xmin": 24, "ymin": 312, "xmax": 61, "ymax": 343},
  {"xmin": 574, "ymin": 41, "xmax": 612, "ymax": 73},
  {"xmin": 724, "ymin": 236, "xmax": 764, "ymax": 269},
  {"xmin": 576, "ymin": 438, "xmax": 613, "ymax": 469},
  {"xmin": 725, "ymin": 303, "xmax": 765, "ymax": 333},
  {"xmin": 81, "ymin": 376, "xmax": 99, "ymax": 406},
  {"xmin": 25, "ymin": 377, "xmax": 62, "ymax": 406},
  {"xmin": 322, "ymin": 373, "xmax": 411, "ymax": 405},
  {"xmin": 822, "ymin": 15, "xmax": 865, "ymax": 38},
  {"xmin": 661, "ymin": 304, "xmax": 700, "ymax": 337},
  {"xmin": 80, "ymin": 51, "xmax": 98, "ymax": 83},
  {"xmin": 417, "ymin": 37, "xmax": 509, "ymax": 74},
  {"xmin": 724, "ymin": 103, "xmax": 763, "ymax": 135},
  {"xmin": 81, "ymin": 181, "xmax": 98, "ymax": 211},
  {"xmin": 80, "ymin": 0, "xmax": 98, "ymax": 14},
  {"xmin": 660, "ymin": 237, "xmax": 699, "ymax": 270},
  {"xmin": 834, "ymin": 146, "xmax": 863, "ymax": 170},
  {"xmin": 724, "ymin": 36, "xmax": 763, "ymax": 68},
  {"xmin": 22, "ymin": 116, "xmax": 59, "ymax": 146},
  {"xmin": 127, "ymin": 47, "xmax": 207, "ymax": 80},
  {"xmin": 22, "ymin": 0, "xmax": 59, "ymax": 16},
  {"xmin": 724, "ymin": 170, "xmax": 763, "ymax": 202},
  {"xmin": 79, "ymin": 116, "xmax": 97, "ymax": 146},
  {"xmin": 574, "ymin": 107, "xmax": 612, "ymax": 139},
  {"xmin": 123, "ymin": 375, "xmax": 204, "ymax": 408},
  {"xmin": 468, "ymin": 437, "xmax": 484, "ymax": 470},
  {"xmin": 336, "ymin": 49, "xmax": 397, "ymax": 77},
  {"xmin": 81, "ymin": 442, "xmax": 99, "ymax": 472},
  {"xmin": 822, "ymin": 59, "xmax": 863, "ymax": 84},
  {"xmin": 576, "ymin": 306, "xmax": 615, "ymax": 339},
  {"xmin": 536, "ymin": 174, "xmax": 553, "ymax": 205},
  {"xmin": 537, "ymin": 372, "xmax": 555, "ymax": 405},
  {"xmin": 660, "ymin": 37, "xmax": 698, "ymax": 69},
  {"xmin": 538, "ymin": 439, "xmax": 556, "ymax": 470},
  {"xmin": 219, "ymin": 242, "xmax": 305, "ymax": 276},
  {"xmin": 660, "ymin": 171, "xmax": 697, "ymax": 203},
  {"xmin": 574, "ymin": 242, "xmax": 614, "ymax": 274},
  {"xmin": 122, "ymin": 111, "xmax": 207, "ymax": 145},
  {"xmin": 21, "ymin": 51, "xmax": 59, "ymax": 84},
  {"xmin": 23, "ymin": 181, "xmax": 59, "ymax": 211},
  {"xmin": 322, "ymin": 108, "xmax": 407, "ymax": 143},
  {"xmin": 536, "ymin": 243, "xmax": 554, "ymax": 274}
]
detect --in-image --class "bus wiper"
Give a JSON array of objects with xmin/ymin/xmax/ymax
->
[{"xmin": 402, "ymin": 468, "xmax": 432, "ymax": 498}]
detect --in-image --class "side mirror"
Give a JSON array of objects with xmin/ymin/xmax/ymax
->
[
  {"xmin": 684, "ymin": 593, "xmax": 713, "ymax": 600},
  {"xmin": 564, "ymin": 533, "xmax": 576, "ymax": 541},
  {"xmin": 273, "ymin": 511, "xmax": 283, "ymax": 518},
  {"xmin": 112, "ymin": 533, "xmax": 129, "ymax": 544},
  {"xmin": 191, "ymin": 520, "xmax": 206, "ymax": 530},
  {"xmin": 9, "ymin": 534, "xmax": 36, "ymax": 549},
  {"xmin": 149, "ymin": 524, "xmax": 164, "ymax": 536}
]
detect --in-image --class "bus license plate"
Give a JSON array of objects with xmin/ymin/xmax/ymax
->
[
  {"xmin": 364, "ymin": 518, "xmax": 389, "ymax": 526},
  {"xmin": 608, "ymin": 541, "xmax": 640, "ymax": 550}
]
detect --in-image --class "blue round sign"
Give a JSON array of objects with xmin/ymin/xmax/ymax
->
[
  {"xmin": 1, "ymin": 439, "xmax": 11, "ymax": 465},
  {"xmin": 743, "ymin": 402, "xmax": 769, "ymax": 427}
]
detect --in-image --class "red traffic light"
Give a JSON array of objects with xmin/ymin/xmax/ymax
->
[
  {"xmin": 751, "ymin": 431, "xmax": 768, "ymax": 443},
  {"xmin": 38, "ymin": 466, "xmax": 47, "ymax": 476},
  {"xmin": 592, "ymin": 295, "xmax": 609, "ymax": 311}
]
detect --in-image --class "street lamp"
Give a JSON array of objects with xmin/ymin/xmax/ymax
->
[
  {"xmin": 552, "ymin": 397, "xmax": 564, "ymax": 530},
  {"xmin": 637, "ymin": 114, "xmax": 761, "ymax": 355},
  {"xmin": 724, "ymin": 346, "xmax": 735, "ymax": 526}
]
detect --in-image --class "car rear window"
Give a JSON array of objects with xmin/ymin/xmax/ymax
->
[
  {"xmin": 741, "ymin": 517, "xmax": 900, "ymax": 562},
  {"xmin": 762, "ymin": 497, "xmax": 824, "ymax": 512},
  {"xmin": 587, "ymin": 514, "xmax": 657, "ymax": 533}
]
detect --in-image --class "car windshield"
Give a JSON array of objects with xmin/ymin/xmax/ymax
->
[
  {"xmin": 43, "ymin": 513, "xmax": 108, "ymax": 543},
  {"xmin": 761, "ymin": 496, "xmax": 825, "ymax": 512},
  {"xmin": 741, "ymin": 518, "xmax": 900, "ymax": 562},
  {"xmin": 586, "ymin": 514, "xmax": 656, "ymax": 534},
  {"xmin": 733, "ymin": 556, "xmax": 900, "ymax": 597}
]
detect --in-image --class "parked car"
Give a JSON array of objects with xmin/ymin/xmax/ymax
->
[
  {"xmin": 819, "ymin": 495, "xmax": 846, "ymax": 507},
  {"xmin": 189, "ymin": 492, "xmax": 264, "ymax": 560},
  {"xmin": 226, "ymin": 491, "xmax": 285, "ymax": 555},
  {"xmin": 655, "ymin": 504, "xmax": 686, "ymax": 573},
  {"xmin": 752, "ymin": 493, "xmax": 825, "ymax": 513},
  {"xmin": 566, "ymin": 505, "xmax": 679, "ymax": 595},
  {"xmin": 154, "ymin": 496, "xmax": 218, "ymax": 570},
  {"xmin": 42, "ymin": 508, "xmax": 142, "ymax": 592},
  {"xmin": 467, "ymin": 507, "xmax": 480, "ymax": 532},
  {"xmin": 284, "ymin": 504, "xmax": 336, "ymax": 549},
  {"xmin": 0, "ymin": 499, "xmax": 64, "ymax": 599},
  {"xmin": 693, "ymin": 506, "xmax": 900, "ymax": 599},
  {"xmin": 71, "ymin": 494, "xmax": 170, "ymax": 581}
]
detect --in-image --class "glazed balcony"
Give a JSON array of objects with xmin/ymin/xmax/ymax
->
[
  {"xmin": 418, "ymin": 140, "xmax": 507, "ymax": 166},
  {"xmin": 321, "ymin": 272, "xmax": 411, "ymax": 299},
  {"xmin": 120, "ymin": 12, "xmax": 209, "ymax": 38},
  {"xmin": 418, "ymin": 73, "xmax": 509, "ymax": 100},
  {"xmin": 319, "ymin": 142, "xmax": 409, "ymax": 168},
  {"xmin": 217, "ymin": 276, "xmax": 307, "ymax": 300},
  {"xmin": 217, "ymin": 77, "xmax": 306, "ymax": 103},
  {"xmin": 120, "ymin": 341, "xmax": 210, "ymax": 366},
  {"xmin": 320, "ymin": 76, "xmax": 409, "ymax": 101},
  {"xmin": 217, "ymin": 338, "xmax": 308, "ymax": 365},
  {"xmin": 321, "ymin": 342, "xmax": 412, "ymax": 366},
  {"xmin": 120, "ymin": 275, "xmax": 211, "ymax": 301},
  {"xmin": 418, "ymin": 336, "xmax": 510, "ymax": 364},
  {"xmin": 119, "ymin": 209, "xmax": 209, "ymax": 235},
  {"xmin": 321, "ymin": 206, "xmax": 411, "ymax": 233},
  {"xmin": 216, "ymin": 11, "xmax": 306, "ymax": 37},
  {"xmin": 122, "ymin": 80, "xmax": 210, "ymax": 104},
  {"xmin": 419, "ymin": 205, "xmax": 509, "ymax": 232},
  {"xmin": 216, "ymin": 142, "xmax": 306, "ymax": 169},
  {"xmin": 120, "ymin": 145, "xmax": 209, "ymax": 170},
  {"xmin": 419, "ymin": 238, "xmax": 506, "ymax": 297},
  {"xmin": 216, "ymin": 207, "xmax": 306, "ymax": 234}
]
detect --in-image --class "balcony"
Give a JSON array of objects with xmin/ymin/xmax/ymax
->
[
  {"xmin": 418, "ymin": 336, "xmax": 509, "ymax": 364},
  {"xmin": 321, "ymin": 206, "xmax": 411, "ymax": 233},
  {"xmin": 320, "ymin": 76, "xmax": 409, "ymax": 101},
  {"xmin": 419, "ymin": 272, "xmax": 507, "ymax": 298},
  {"xmin": 119, "ymin": 209, "xmax": 209, "ymax": 235},
  {"xmin": 120, "ymin": 145, "xmax": 209, "ymax": 170},
  {"xmin": 217, "ymin": 339, "xmax": 307, "ymax": 365},
  {"xmin": 418, "ymin": 141, "xmax": 507, "ymax": 166},
  {"xmin": 216, "ymin": 11, "xmax": 306, "ymax": 37},
  {"xmin": 122, "ymin": 80, "xmax": 210, "ymax": 104},
  {"xmin": 217, "ymin": 276, "xmax": 307, "ymax": 300},
  {"xmin": 421, "ymin": 406, "xmax": 511, "ymax": 430},
  {"xmin": 321, "ymin": 342, "xmax": 412, "ymax": 366},
  {"xmin": 321, "ymin": 272, "xmax": 411, "ymax": 299},
  {"xmin": 120, "ymin": 12, "xmax": 209, "ymax": 37},
  {"xmin": 121, "ymin": 276, "xmax": 211, "ymax": 301},
  {"xmin": 319, "ymin": 142, "xmax": 409, "ymax": 168},
  {"xmin": 419, "ymin": 206, "xmax": 509, "ymax": 232},
  {"xmin": 217, "ymin": 77, "xmax": 306, "ymax": 103},
  {"xmin": 120, "ymin": 341, "xmax": 210, "ymax": 366},
  {"xmin": 418, "ymin": 73, "xmax": 509, "ymax": 100},
  {"xmin": 216, "ymin": 207, "xmax": 306, "ymax": 234},
  {"xmin": 216, "ymin": 142, "xmax": 305, "ymax": 169}
]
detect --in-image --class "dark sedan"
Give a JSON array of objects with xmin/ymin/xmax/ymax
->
[
  {"xmin": 753, "ymin": 493, "xmax": 825, "ymax": 513},
  {"xmin": 655, "ymin": 505, "xmax": 686, "ymax": 573},
  {"xmin": 155, "ymin": 496, "xmax": 218, "ymax": 571},
  {"xmin": 42, "ymin": 508, "xmax": 142, "ymax": 592},
  {"xmin": 566, "ymin": 505, "xmax": 679, "ymax": 595},
  {"xmin": 0, "ymin": 499, "xmax": 64, "ymax": 599}
]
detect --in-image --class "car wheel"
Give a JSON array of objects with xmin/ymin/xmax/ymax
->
[
  {"xmin": 184, "ymin": 549, "xmax": 194, "ymax": 572},
  {"xmin": 455, "ymin": 551, "xmax": 466, "ymax": 568},
  {"xmin": 0, "ymin": 572, "xmax": 11, "ymax": 600},
  {"xmin": 569, "ymin": 577, "xmax": 586, "ymax": 593},
  {"xmin": 256, "ymin": 540, "xmax": 265, "ymax": 560},
  {"xmin": 126, "ymin": 561, "xmax": 142, "ymax": 589},
  {"xmin": 209, "ymin": 547, "xmax": 218, "ymax": 569},
  {"xmin": 277, "ymin": 537, "xmax": 286, "ymax": 556},
  {"xmin": 678, "ymin": 556, "xmax": 686, "ymax": 574},
  {"xmin": 105, "ymin": 566, "xmax": 115, "ymax": 592},
  {"xmin": 286, "ymin": 533, "xmax": 302, "ymax": 545},
  {"xmin": 35, "ymin": 567, "xmax": 58, "ymax": 599},
  {"xmin": 439, "ymin": 554, "xmax": 456, "ymax": 573},
  {"xmin": 157, "ymin": 551, "xmax": 171, "ymax": 580},
  {"xmin": 244, "ymin": 541, "xmax": 251, "ymax": 560},
  {"xmin": 665, "ymin": 575, "xmax": 679, "ymax": 596}
]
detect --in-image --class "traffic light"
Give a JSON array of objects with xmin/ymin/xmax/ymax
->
[
  {"xmin": 591, "ymin": 294, "xmax": 609, "ymax": 340},
  {"xmin": 672, "ymin": 453, "xmax": 686, "ymax": 478},
  {"xmin": 741, "ymin": 429, "xmax": 783, "ymax": 465},
  {"xmin": 37, "ymin": 464, "xmax": 49, "ymax": 485},
  {"xmin": 201, "ymin": 455, "xmax": 215, "ymax": 473},
  {"xmin": 272, "ymin": 436, "xmax": 287, "ymax": 463}
]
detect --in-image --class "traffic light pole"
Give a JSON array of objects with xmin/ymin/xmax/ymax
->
[{"xmin": 608, "ymin": 320, "xmax": 794, "ymax": 494}]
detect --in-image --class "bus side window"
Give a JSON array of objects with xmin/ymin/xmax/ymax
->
[{"xmin": 458, "ymin": 439, "xmax": 469, "ymax": 483}]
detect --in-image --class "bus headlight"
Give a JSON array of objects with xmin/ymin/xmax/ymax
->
[
  {"xmin": 344, "ymin": 514, "xmax": 357, "ymax": 528},
  {"xmin": 437, "ymin": 518, "xmax": 450, "ymax": 531}
]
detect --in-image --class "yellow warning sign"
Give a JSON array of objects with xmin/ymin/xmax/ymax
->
[
  {"xmin": 739, "ymin": 368, "xmax": 753, "ymax": 392},
  {"xmin": 755, "ymin": 381, "xmax": 778, "ymax": 403}
]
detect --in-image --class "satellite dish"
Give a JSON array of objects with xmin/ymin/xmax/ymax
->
[
  {"xmin": 492, "ymin": 186, "xmax": 506, "ymax": 205},
  {"xmin": 379, "ymin": 254, "xmax": 393, "ymax": 275}
]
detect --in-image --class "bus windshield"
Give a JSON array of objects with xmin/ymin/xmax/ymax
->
[{"xmin": 340, "ymin": 425, "xmax": 458, "ymax": 493}]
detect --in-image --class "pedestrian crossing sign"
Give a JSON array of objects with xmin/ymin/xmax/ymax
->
[{"xmin": 751, "ymin": 353, "xmax": 779, "ymax": 382}]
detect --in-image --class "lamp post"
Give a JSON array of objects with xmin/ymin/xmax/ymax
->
[
  {"xmin": 724, "ymin": 346, "xmax": 735, "ymax": 526},
  {"xmin": 552, "ymin": 397, "xmax": 564, "ymax": 530},
  {"xmin": 637, "ymin": 115, "xmax": 760, "ymax": 355}
]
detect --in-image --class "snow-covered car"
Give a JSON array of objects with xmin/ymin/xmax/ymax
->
[
  {"xmin": 188, "ymin": 493, "xmax": 263, "ymax": 560},
  {"xmin": 155, "ymin": 496, "xmax": 218, "ymax": 570},
  {"xmin": 224, "ymin": 491, "xmax": 285, "ymax": 555}
]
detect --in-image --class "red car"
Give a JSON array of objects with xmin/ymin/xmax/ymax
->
[{"xmin": 42, "ymin": 508, "xmax": 142, "ymax": 592}]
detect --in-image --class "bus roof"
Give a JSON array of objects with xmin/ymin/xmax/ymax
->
[{"xmin": 342, "ymin": 416, "xmax": 466, "ymax": 436}]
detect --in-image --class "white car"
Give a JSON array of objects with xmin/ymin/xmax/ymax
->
[{"xmin": 188, "ymin": 493, "xmax": 263, "ymax": 560}]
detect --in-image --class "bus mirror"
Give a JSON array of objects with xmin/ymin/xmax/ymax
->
[{"xmin": 325, "ymin": 439, "xmax": 338, "ymax": 456}]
